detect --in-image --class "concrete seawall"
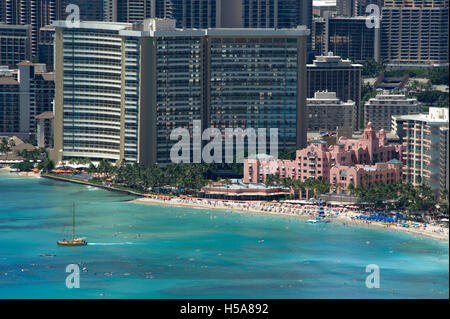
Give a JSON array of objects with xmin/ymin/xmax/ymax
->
[{"xmin": 41, "ymin": 174, "xmax": 143, "ymax": 197}]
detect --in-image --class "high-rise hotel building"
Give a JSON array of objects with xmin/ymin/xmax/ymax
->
[
  {"xmin": 52, "ymin": 20, "xmax": 153, "ymax": 165},
  {"xmin": 52, "ymin": 19, "xmax": 309, "ymax": 166}
]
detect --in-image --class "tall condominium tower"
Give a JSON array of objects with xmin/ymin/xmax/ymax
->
[
  {"xmin": 1, "ymin": 0, "xmax": 67, "ymax": 55},
  {"xmin": 381, "ymin": 0, "xmax": 449, "ymax": 64},
  {"xmin": 0, "ymin": 61, "xmax": 54, "ymax": 138},
  {"xmin": 52, "ymin": 20, "xmax": 152, "ymax": 164},
  {"xmin": 336, "ymin": 0, "xmax": 384, "ymax": 16},
  {"xmin": 207, "ymin": 27, "xmax": 308, "ymax": 154},
  {"xmin": 0, "ymin": 23, "xmax": 32, "ymax": 66},
  {"xmin": 67, "ymin": 0, "xmax": 104, "ymax": 21},
  {"xmin": 242, "ymin": 0, "xmax": 312, "ymax": 29},
  {"xmin": 52, "ymin": 19, "xmax": 309, "ymax": 166},
  {"xmin": 336, "ymin": 0, "xmax": 355, "ymax": 16},
  {"xmin": 242, "ymin": 0, "xmax": 312, "ymax": 50},
  {"xmin": 103, "ymin": 0, "xmax": 153, "ymax": 23},
  {"xmin": 104, "ymin": 0, "xmax": 243, "ymax": 28},
  {"xmin": 170, "ymin": 0, "xmax": 218, "ymax": 28},
  {"xmin": 314, "ymin": 16, "xmax": 380, "ymax": 61},
  {"xmin": 307, "ymin": 53, "xmax": 362, "ymax": 130},
  {"xmin": 102, "ymin": 1, "xmax": 314, "ymax": 32},
  {"xmin": 399, "ymin": 108, "xmax": 449, "ymax": 196}
]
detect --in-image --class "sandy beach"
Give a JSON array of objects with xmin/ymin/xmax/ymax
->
[
  {"xmin": 0, "ymin": 166, "xmax": 41, "ymax": 177},
  {"xmin": 2, "ymin": 166, "xmax": 448, "ymax": 241},
  {"xmin": 132, "ymin": 196, "xmax": 450, "ymax": 242}
]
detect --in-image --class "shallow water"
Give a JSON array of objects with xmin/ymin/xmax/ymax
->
[{"xmin": 0, "ymin": 171, "xmax": 448, "ymax": 299}]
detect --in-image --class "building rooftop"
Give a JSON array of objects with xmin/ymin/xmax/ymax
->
[
  {"xmin": 53, "ymin": 20, "xmax": 311, "ymax": 37},
  {"xmin": 247, "ymin": 154, "xmax": 275, "ymax": 160},
  {"xmin": 12, "ymin": 143, "xmax": 36, "ymax": 152},
  {"xmin": 36, "ymin": 111, "xmax": 54, "ymax": 120},
  {"xmin": 313, "ymin": 0, "xmax": 336, "ymax": 6},
  {"xmin": 387, "ymin": 159, "xmax": 403, "ymax": 164},
  {"xmin": 0, "ymin": 23, "xmax": 31, "ymax": 29},
  {"xmin": 17, "ymin": 60, "xmax": 34, "ymax": 66},
  {"xmin": 0, "ymin": 77, "xmax": 19, "ymax": 85},
  {"xmin": 308, "ymin": 52, "xmax": 363, "ymax": 67},
  {"xmin": 395, "ymin": 108, "xmax": 449, "ymax": 124},
  {"xmin": 40, "ymin": 73, "xmax": 55, "ymax": 81},
  {"xmin": 309, "ymin": 139, "xmax": 328, "ymax": 144}
]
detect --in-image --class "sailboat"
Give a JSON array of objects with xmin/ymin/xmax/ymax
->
[
  {"xmin": 57, "ymin": 204, "xmax": 87, "ymax": 246},
  {"xmin": 306, "ymin": 200, "xmax": 330, "ymax": 224}
]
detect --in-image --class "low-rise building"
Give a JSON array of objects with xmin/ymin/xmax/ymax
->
[
  {"xmin": 244, "ymin": 122, "xmax": 404, "ymax": 194},
  {"xmin": 307, "ymin": 91, "xmax": 355, "ymax": 132},
  {"xmin": 364, "ymin": 92, "xmax": 422, "ymax": 131},
  {"xmin": 329, "ymin": 160, "xmax": 403, "ymax": 192},
  {"xmin": 200, "ymin": 181, "xmax": 290, "ymax": 201},
  {"xmin": 36, "ymin": 111, "xmax": 54, "ymax": 148}
]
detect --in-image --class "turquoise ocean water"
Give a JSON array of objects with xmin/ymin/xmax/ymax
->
[{"xmin": 0, "ymin": 171, "xmax": 448, "ymax": 299}]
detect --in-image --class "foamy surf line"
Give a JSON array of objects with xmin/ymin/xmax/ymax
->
[{"xmin": 88, "ymin": 242, "xmax": 133, "ymax": 246}]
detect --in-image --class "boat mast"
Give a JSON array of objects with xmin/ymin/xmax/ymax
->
[{"xmin": 72, "ymin": 203, "xmax": 75, "ymax": 240}]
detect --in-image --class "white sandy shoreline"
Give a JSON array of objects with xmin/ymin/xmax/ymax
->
[
  {"xmin": 131, "ymin": 197, "xmax": 450, "ymax": 242},
  {"xmin": 0, "ymin": 166, "xmax": 41, "ymax": 177},
  {"xmin": 2, "ymin": 167, "xmax": 448, "ymax": 242}
]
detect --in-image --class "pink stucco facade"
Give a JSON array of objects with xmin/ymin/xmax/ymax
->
[
  {"xmin": 329, "ymin": 162, "xmax": 403, "ymax": 192},
  {"xmin": 243, "ymin": 123, "xmax": 404, "ymax": 192}
]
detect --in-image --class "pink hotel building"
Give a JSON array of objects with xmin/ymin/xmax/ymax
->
[{"xmin": 244, "ymin": 123, "xmax": 404, "ymax": 192}]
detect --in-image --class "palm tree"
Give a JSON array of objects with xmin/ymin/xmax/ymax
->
[
  {"xmin": 347, "ymin": 182, "xmax": 355, "ymax": 195},
  {"xmin": 281, "ymin": 177, "xmax": 294, "ymax": 189},
  {"xmin": 265, "ymin": 174, "xmax": 276, "ymax": 187},
  {"xmin": 293, "ymin": 179, "xmax": 305, "ymax": 199},
  {"xmin": 0, "ymin": 138, "xmax": 11, "ymax": 154},
  {"xmin": 315, "ymin": 177, "xmax": 331, "ymax": 196},
  {"xmin": 303, "ymin": 178, "xmax": 316, "ymax": 199}
]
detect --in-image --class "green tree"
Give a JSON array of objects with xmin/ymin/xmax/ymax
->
[
  {"xmin": 38, "ymin": 158, "xmax": 54, "ymax": 173},
  {"xmin": 429, "ymin": 67, "xmax": 449, "ymax": 85},
  {"xmin": 12, "ymin": 161, "xmax": 34, "ymax": 171},
  {"xmin": 265, "ymin": 174, "xmax": 280, "ymax": 187}
]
